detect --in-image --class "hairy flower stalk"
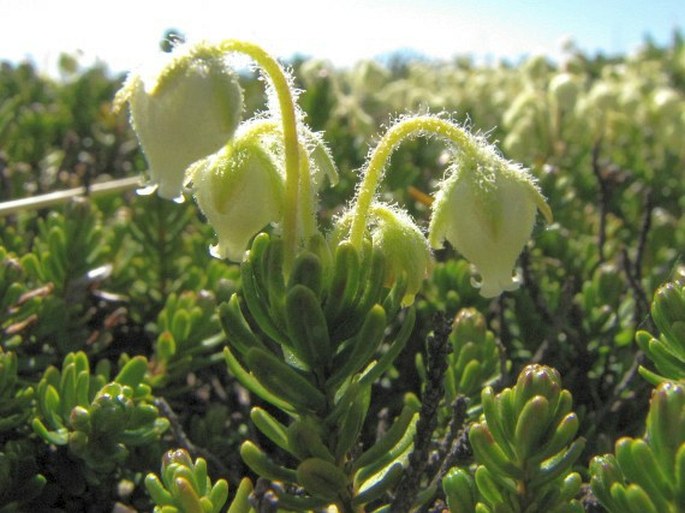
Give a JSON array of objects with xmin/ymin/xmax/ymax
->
[
  {"xmin": 348, "ymin": 115, "xmax": 552, "ymax": 297},
  {"xmin": 216, "ymin": 40, "xmax": 306, "ymax": 271},
  {"xmin": 348, "ymin": 116, "xmax": 477, "ymax": 249}
]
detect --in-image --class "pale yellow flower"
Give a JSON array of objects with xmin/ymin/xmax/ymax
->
[{"xmin": 429, "ymin": 146, "xmax": 552, "ymax": 297}]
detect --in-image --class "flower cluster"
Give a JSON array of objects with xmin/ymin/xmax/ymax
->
[{"xmin": 115, "ymin": 40, "xmax": 551, "ymax": 301}]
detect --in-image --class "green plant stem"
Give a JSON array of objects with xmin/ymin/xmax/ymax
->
[
  {"xmin": 348, "ymin": 116, "xmax": 478, "ymax": 248},
  {"xmin": 218, "ymin": 39, "xmax": 303, "ymax": 271}
]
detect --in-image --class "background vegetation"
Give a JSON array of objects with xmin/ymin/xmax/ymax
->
[{"xmin": 0, "ymin": 31, "xmax": 683, "ymax": 512}]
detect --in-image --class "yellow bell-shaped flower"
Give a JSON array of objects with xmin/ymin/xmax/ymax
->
[
  {"xmin": 115, "ymin": 42, "xmax": 243, "ymax": 200},
  {"xmin": 429, "ymin": 147, "xmax": 552, "ymax": 298}
]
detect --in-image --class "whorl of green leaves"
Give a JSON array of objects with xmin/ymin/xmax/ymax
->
[
  {"xmin": 579, "ymin": 262, "xmax": 628, "ymax": 334},
  {"xmin": 447, "ymin": 309, "xmax": 501, "ymax": 402},
  {"xmin": 149, "ymin": 290, "xmax": 224, "ymax": 388},
  {"xmin": 590, "ymin": 381, "xmax": 685, "ymax": 513},
  {"xmin": 219, "ymin": 232, "xmax": 418, "ymax": 509},
  {"xmin": 19, "ymin": 198, "xmax": 110, "ymax": 354},
  {"xmin": 0, "ymin": 246, "xmax": 42, "ymax": 349},
  {"xmin": 636, "ymin": 279, "xmax": 685, "ymax": 385},
  {"xmin": 22, "ymin": 198, "xmax": 107, "ymax": 296},
  {"xmin": 32, "ymin": 351, "xmax": 169, "ymax": 476},
  {"xmin": 114, "ymin": 192, "xmax": 218, "ymax": 318},
  {"xmin": 220, "ymin": 232, "xmax": 414, "ymax": 403},
  {"xmin": 145, "ymin": 448, "xmax": 232, "ymax": 513},
  {"xmin": 0, "ymin": 348, "xmax": 33, "ymax": 433},
  {"xmin": 444, "ymin": 364, "xmax": 585, "ymax": 513}
]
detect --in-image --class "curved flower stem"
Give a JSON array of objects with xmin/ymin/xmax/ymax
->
[
  {"xmin": 218, "ymin": 40, "xmax": 302, "ymax": 271},
  {"xmin": 349, "ymin": 116, "xmax": 478, "ymax": 248}
]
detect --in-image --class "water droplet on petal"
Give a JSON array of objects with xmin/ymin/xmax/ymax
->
[{"xmin": 136, "ymin": 183, "xmax": 158, "ymax": 196}]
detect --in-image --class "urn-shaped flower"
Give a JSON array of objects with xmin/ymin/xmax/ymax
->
[
  {"xmin": 429, "ymin": 145, "xmax": 552, "ymax": 297},
  {"xmin": 368, "ymin": 203, "xmax": 433, "ymax": 306},
  {"xmin": 332, "ymin": 203, "xmax": 432, "ymax": 306},
  {"xmin": 191, "ymin": 136, "xmax": 284, "ymax": 261},
  {"xmin": 115, "ymin": 43, "xmax": 244, "ymax": 200}
]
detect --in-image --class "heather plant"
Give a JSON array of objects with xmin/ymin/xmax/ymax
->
[
  {"xmin": 0, "ymin": 33, "xmax": 683, "ymax": 513},
  {"xmin": 113, "ymin": 38, "xmax": 552, "ymax": 512}
]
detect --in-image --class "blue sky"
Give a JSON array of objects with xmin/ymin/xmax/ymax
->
[{"xmin": 1, "ymin": 0, "xmax": 683, "ymax": 75}]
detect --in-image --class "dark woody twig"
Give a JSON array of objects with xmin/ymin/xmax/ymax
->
[
  {"xmin": 621, "ymin": 248, "xmax": 652, "ymax": 332},
  {"xmin": 591, "ymin": 141, "xmax": 609, "ymax": 264},
  {"xmin": 634, "ymin": 189, "xmax": 653, "ymax": 283},
  {"xmin": 591, "ymin": 351, "xmax": 644, "ymax": 439},
  {"xmin": 423, "ymin": 396, "xmax": 470, "ymax": 482},
  {"xmin": 154, "ymin": 397, "xmax": 235, "ymax": 482},
  {"xmin": 622, "ymin": 189, "xmax": 655, "ymax": 331},
  {"xmin": 433, "ymin": 397, "xmax": 471, "ymax": 481},
  {"xmin": 418, "ymin": 398, "xmax": 471, "ymax": 513},
  {"xmin": 391, "ymin": 314, "xmax": 452, "ymax": 513},
  {"xmin": 520, "ymin": 247, "xmax": 555, "ymax": 325}
]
